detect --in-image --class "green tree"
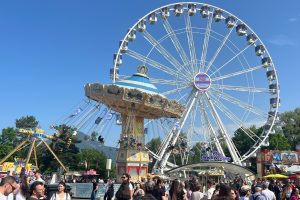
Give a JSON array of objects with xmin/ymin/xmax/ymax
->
[
  {"xmin": 280, "ymin": 108, "xmax": 300, "ymax": 150},
  {"xmin": 232, "ymin": 126, "xmax": 262, "ymax": 155},
  {"xmin": 0, "ymin": 127, "xmax": 18, "ymax": 162},
  {"xmin": 188, "ymin": 142, "xmax": 201, "ymax": 164},
  {"xmin": 77, "ymin": 149, "xmax": 107, "ymax": 177},
  {"xmin": 268, "ymin": 134, "xmax": 291, "ymax": 150},
  {"xmin": 15, "ymin": 116, "xmax": 39, "ymax": 129},
  {"xmin": 146, "ymin": 137, "xmax": 161, "ymax": 172}
]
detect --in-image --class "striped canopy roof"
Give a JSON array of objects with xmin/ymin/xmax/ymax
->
[{"xmin": 115, "ymin": 72, "xmax": 158, "ymax": 94}]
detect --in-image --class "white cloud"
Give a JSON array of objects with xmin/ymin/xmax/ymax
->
[
  {"xmin": 269, "ymin": 35, "xmax": 298, "ymax": 46},
  {"xmin": 288, "ymin": 17, "xmax": 298, "ymax": 22}
]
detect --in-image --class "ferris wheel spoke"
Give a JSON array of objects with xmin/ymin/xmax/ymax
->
[
  {"xmin": 203, "ymin": 101, "xmax": 225, "ymax": 156},
  {"xmin": 162, "ymin": 19, "xmax": 191, "ymax": 71},
  {"xmin": 155, "ymin": 90, "xmax": 198, "ymax": 168},
  {"xmin": 211, "ymin": 83, "xmax": 270, "ymax": 93},
  {"xmin": 210, "ymin": 45, "xmax": 252, "ymax": 76},
  {"xmin": 184, "ymin": 13, "xmax": 197, "ymax": 74},
  {"xmin": 161, "ymin": 83, "xmax": 192, "ymax": 96},
  {"xmin": 212, "ymin": 65, "xmax": 264, "ymax": 82},
  {"xmin": 211, "ymin": 88, "xmax": 267, "ymax": 119},
  {"xmin": 143, "ymin": 31, "xmax": 192, "ymax": 77},
  {"xmin": 199, "ymin": 98, "xmax": 225, "ymax": 155},
  {"xmin": 208, "ymin": 91, "xmax": 261, "ymax": 142},
  {"xmin": 205, "ymin": 24, "xmax": 236, "ymax": 73},
  {"xmin": 149, "ymin": 77, "xmax": 188, "ymax": 85},
  {"xmin": 200, "ymin": 10, "xmax": 214, "ymax": 72},
  {"xmin": 126, "ymin": 49, "xmax": 190, "ymax": 81},
  {"xmin": 204, "ymin": 92, "xmax": 243, "ymax": 163}
]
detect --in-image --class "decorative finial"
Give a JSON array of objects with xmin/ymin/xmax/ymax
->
[{"xmin": 137, "ymin": 65, "xmax": 148, "ymax": 75}]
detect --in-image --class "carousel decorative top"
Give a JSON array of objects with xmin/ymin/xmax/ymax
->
[{"xmin": 115, "ymin": 66, "xmax": 158, "ymax": 94}]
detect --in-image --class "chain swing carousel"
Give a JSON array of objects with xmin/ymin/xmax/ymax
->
[{"xmin": 85, "ymin": 65, "xmax": 184, "ymax": 181}]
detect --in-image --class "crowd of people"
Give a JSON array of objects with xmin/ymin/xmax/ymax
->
[
  {"xmin": 0, "ymin": 170, "xmax": 70, "ymax": 200},
  {"xmin": 113, "ymin": 173, "xmax": 300, "ymax": 200},
  {"xmin": 1, "ymin": 171, "xmax": 300, "ymax": 200}
]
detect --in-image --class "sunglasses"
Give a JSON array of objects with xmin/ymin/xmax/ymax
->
[{"xmin": 121, "ymin": 176, "xmax": 126, "ymax": 179}]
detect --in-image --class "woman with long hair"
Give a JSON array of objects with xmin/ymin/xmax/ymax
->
[
  {"xmin": 169, "ymin": 179, "xmax": 187, "ymax": 200},
  {"xmin": 15, "ymin": 175, "xmax": 30, "ymax": 200},
  {"xmin": 50, "ymin": 181, "xmax": 71, "ymax": 200},
  {"xmin": 133, "ymin": 182, "xmax": 144, "ymax": 200}
]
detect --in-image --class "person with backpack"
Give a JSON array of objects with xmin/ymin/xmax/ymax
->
[
  {"xmin": 115, "ymin": 173, "xmax": 133, "ymax": 200},
  {"xmin": 249, "ymin": 187, "xmax": 266, "ymax": 200}
]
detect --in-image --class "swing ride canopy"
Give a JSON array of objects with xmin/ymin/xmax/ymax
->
[{"xmin": 85, "ymin": 67, "xmax": 185, "ymax": 119}]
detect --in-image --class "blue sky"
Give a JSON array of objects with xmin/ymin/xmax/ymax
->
[{"xmin": 0, "ymin": 0, "xmax": 299, "ymax": 139}]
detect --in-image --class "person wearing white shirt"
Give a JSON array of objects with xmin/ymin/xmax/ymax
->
[
  {"xmin": 0, "ymin": 176, "xmax": 18, "ymax": 200},
  {"xmin": 261, "ymin": 183, "xmax": 276, "ymax": 200}
]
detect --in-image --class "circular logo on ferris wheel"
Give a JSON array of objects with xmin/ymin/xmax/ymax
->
[{"xmin": 194, "ymin": 73, "xmax": 211, "ymax": 91}]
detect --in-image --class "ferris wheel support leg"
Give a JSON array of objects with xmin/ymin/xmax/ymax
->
[
  {"xmin": 41, "ymin": 140, "xmax": 68, "ymax": 172},
  {"xmin": 25, "ymin": 139, "xmax": 36, "ymax": 167},
  {"xmin": 157, "ymin": 91, "xmax": 199, "ymax": 173},
  {"xmin": 0, "ymin": 139, "xmax": 29, "ymax": 165},
  {"xmin": 33, "ymin": 145, "xmax": 38, "ymax": 169},
  {"xmin": 204, "ymin": 92, "xmax": 242, "ymax": 165}
]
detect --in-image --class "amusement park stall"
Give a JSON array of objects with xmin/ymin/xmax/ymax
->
[{"xmin": 257, "ymin": 148, "xmax": 300, "ymax": 177}]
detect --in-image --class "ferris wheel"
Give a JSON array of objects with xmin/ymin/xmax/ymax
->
[{"xmin": 109, "ymin": 2, "xmax": 280, "ymax": 168}]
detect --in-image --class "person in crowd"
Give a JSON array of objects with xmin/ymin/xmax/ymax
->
[
  {"xmin": 268, "ymin": 180, "xmax": 276, "ymax": 193},
  {"xmin": 290, "ymin": 188, "xmax": 299, "ymax": 200},
  {"xmin": 91, "ymin": 178, "xmax": 98, "ymax": 200},
  {"xmin": 33, "ymin": 171, "xmax": 45, "ymax": 184},
  {"xmin": 240, "ymin": 187, "xmax": 251, "ymax": 200},
  {"xmin": 152, "ymin": 177, "xmax": 166, "ymax": 200},
  {"xmin": 191, "ymin": 184, "xmax": 204, "ymax": 200},
  {"xmin": 230, "ymin": 188, "xmax": 239, "ymax": 200},
  {"xmin": 212, "ymin": 184, "xmax": 221, "ymax": 198},
  {"xmin": 184, "ymin": 180, "xmax": 192, "ymax": 200},
  {"xmin": 0, "ymin": 176, "xmax": 18, "ymax": 200},
  {"xmin": 145, "ymin": 175, "xmax": 155, "ymax": 196},
  {"xmin": 207, "ymin": 180, "xmax": 216, "ymax": 200},
  {"xmin": 215, "ymin": 183, "xmax": 232, "ymax": 200},
  {"xmin": 50, "ymin": 181, "xmax": 71, "ymax": 200},
  {"xmin": 281, "ymin": 180, "xmax": 294, "ymax": 200},
  {"xmin": 15, "ymin": 175, "xmax": 30, "ymax": 200},
  {"xmin": 29, "ymin": 181, "xmax": 46, "ymax": 200},
  {"xmin": 273, "ymin": 181, "xmax": 282, "ymax": 200},
  {"xmin": 133, "ymin": 182, "xmax": 144, "ymax": 200},
  {"xmin": 261, "ymin": 183, "xmax": 276, "ymax": 200},
  {"xmin": 115, "ymin": 173, "xmax": 133, "ymax": 200},
  {"xmin": 249, "ymin": 187, "xmax": 266, "ymax": 200},
  {"xmin": 169, "ymin": 179, "xmax": 187, "ymax": 200},
  {"xmin": 104, "ymin": 178, "xmax": 114, "ymax": 200}
]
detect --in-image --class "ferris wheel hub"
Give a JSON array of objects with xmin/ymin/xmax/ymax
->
[{"xmin": 193, "ymin": 73, "xmax": 211, "ymax": 91}]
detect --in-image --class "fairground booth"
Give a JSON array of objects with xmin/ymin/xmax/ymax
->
[{"xmin": 257, "ymin": 148, "xmax": 300, "ymax": 177}]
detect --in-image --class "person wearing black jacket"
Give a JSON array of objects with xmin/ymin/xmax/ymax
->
[
  {"xmin": 115, "ymin": 173, "xmax": 133, "ymax": 200},
  {"xmin": 104, "ymin": 178, "xmax": 114, "ymax": 200}
]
